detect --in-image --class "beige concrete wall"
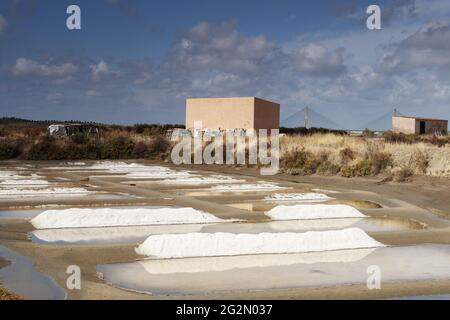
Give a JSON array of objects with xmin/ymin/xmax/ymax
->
[
  {"xmin": 186, "ymin": 97, "xmax": 280, "ymax": 130},
  {"xmin": 254, "ymin": 97, "xmax": 280, "ymax": 130},
  {"xmin": 392, "ymin": 116, "xmax": 416, "ymax": 134},
  {"xmin": 186, "ymin": 97, "xmax": 254, "ymax": 130}
]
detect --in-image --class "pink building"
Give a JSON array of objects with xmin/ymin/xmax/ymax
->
[{"xmin": 186, "ymin": 97, "xmax": 280, "ymax": 131}]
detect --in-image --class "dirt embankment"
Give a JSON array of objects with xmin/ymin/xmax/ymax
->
[
  {"xmin": 0, "ymin": 257, "xmax": 10, "ymax": 269},
  {"xmin": 1, "ymin": 258, "xmax": 23, "ymax": 300}
]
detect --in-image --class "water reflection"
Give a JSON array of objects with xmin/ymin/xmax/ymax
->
[
  {"xmin": 0, "ymin": 245, "xmax": 66, "ymax": 300},
  {"xmin": 97, "ymin": 245, "xmax": 450, "ymax": 295}
]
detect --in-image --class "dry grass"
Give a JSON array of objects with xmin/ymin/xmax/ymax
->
[
  {"xmin": 0, "ymin": 286, "xmax": 23, "ymax": 300},
  {"xmin": 0, "ymin": 259, "xmax": 23, "ymax": 300},
  {"xmin": 280, "ymin": 133, "xmax": 450, "ymax": 178}
]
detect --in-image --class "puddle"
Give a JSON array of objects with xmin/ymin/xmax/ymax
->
[
  {"xmin": 0, "ymin": 205, "xmax": 169, "ymax": 221},
  {"xmin": 227, "ymin": 200, "xmax": 382, "ymax": 212},
  {"xmin": 394, "ymin": 294, "xmax": 450, "ymax": 300},
  {"xmin": 184, "ymin": 190, "xmax": 289, "ymax": 197},
  {"xmin": 326, "ymin": 199, "xmax": 382, "ymax": 209},
  {"xmin": 30, "ymin": 224, "xmax": 205, "ymax": 245},
  {"xmin": 0, "ymin": 209, "xmax": 44, "ymax": 219},
  {"xmin": 227, "ymin": 202, "xmax": 276, "ymax": 211},
  {"xmin": 0, "ymin": 193, "xmax": 129, "ymax": 202},
  {"xmin": 31, "ymin": 217, "xmax": 423, "ymax": 246},
  {"xmin": 97, "ymin": 245, "xmax": 450, "ymax": 295},
  {"xmin": 0, "ymin": 245, "xmax": 66, "ymax": 300}
]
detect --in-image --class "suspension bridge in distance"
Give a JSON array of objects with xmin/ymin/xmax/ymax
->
[{"xmin": 281, "ymin": 107, "xmax": 405, "ymax": 132}]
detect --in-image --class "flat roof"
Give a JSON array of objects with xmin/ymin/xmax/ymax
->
[
  {"xmin": 393, "ymin": 116, "xmax": 448, "ymax": 122},
  {"xmin": 186, "ymin": 96, "xmax": 279, "ymax": 105}
]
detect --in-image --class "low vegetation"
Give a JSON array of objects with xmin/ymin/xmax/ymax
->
[
  {"xmin": 0, "ymin": 286, "xmax": 23, "ymax": 300},
  {"xmin": 0, "ymin": 119, "xmax": 175, "ymax": 161},
  {"xmin": 0, "ymin": 259, "xmax": 22, "ymax": 300},
  {"xmin": 1, "ymin": 118, "xmax": 449, "ymax": 181},
  {"xmin": 281, "ymin": 132, "xmax": 450, "ymax": 180}
]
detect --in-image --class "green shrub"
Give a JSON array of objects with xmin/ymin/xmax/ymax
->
[
  {"xmin": 383, "ymin": 131, "xmax": 419, "ymax": 144},
  {"xmin": 0, "ymin": 141, "xmax": 21, "ymax": 160},
  {"xmin": 147, "ymin": 135, "xmax": 170, "ymax": 156},
  {"xmin": 281, "ymin": 148, "xmax": 318, "ymax": 175},
  {"xmin": 362, "ymin": 128, "xmax": 375, "ymax": 137},
  {"xmin": 143, "ymin": 127, "xmax": 164, "ymax": 137},
  {"xmin": 341, "ymin": 160, "xmax": 373, "ymax": 177},
  {"xmin": 26, "ymin": 138, "xmax": 87, "ymax": 160},
  {"xmin": 83, "ymin": 140, "xmax": 104, "ymax": 159},
  {"xmin": 426, "ymin": 135, "xmax": 447, "ymax": 147},
  {"xmin": 369, "ymin": 151, "xmax": 392, "ymax": 175},
  {"xmin": 317, "ymin": 161, "xmax": 341, "ymax": 175},
  {"xmin": 302, "ymin": 158, "xmax": 319, "ymax": 175},
  {"xmin": 282, "ymin": 148, "xmax": 310, "ymax": 168},
  {"xmin": 132, "ymin": 141, "xmax": 150, "ymax": 158},
  {"xmin": 102, "ymin": 136, "xmax": 135, "ymax": 159},
  {"xmin": 26, "ymin": 138, "xmax": 59, "ymax": 160},
  {"xmin": 392, "ymin": 167, "xmax": 414, "ymax": 182},
  {"xmin": 0, "ymin": 127, "xmax": 7, "ymax": 137},
  {"xmin": 71, "ymin": 132, "xmax": 89, "ymax": 145},
  {"xmin": 411, "ymin": 150, "xmax": 429, "ymax": 174},
  {"xmin": 339, "ymin": 147, "xmax": 355, "ymax": 163}
]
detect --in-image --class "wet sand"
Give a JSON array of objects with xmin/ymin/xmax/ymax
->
[{"xmin": 1, "ymin": 160, "xmax": 450, "ymax": 300}]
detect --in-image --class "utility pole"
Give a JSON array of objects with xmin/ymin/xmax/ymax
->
[{"xmin": 304, "ymin": 107, "xmax": 310, "ymax": 129}]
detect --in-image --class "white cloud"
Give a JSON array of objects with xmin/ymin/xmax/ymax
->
[
  {"xmin": 433, "ymin": 83, "xmax": 450, "ymax": 99},
  {"xmin": 191, "ymin": 73, "xmax": 249, "ymax": 91},
  {"xmin": 13, "ymin": 58, "xmax": 78, "ymax": 77},
  {"xmin": 86, "ymin": 90, "xmax": 102, "ymax": 97},
  {"xmin": 46, "ymin": 92, "xmax": 63, "ymax": 102},
  {"xmin": 90, "ymin": 61, "xmax": 110, "ymax": 81},
  {"xmin": 291, "ymin": 43, "xmax": 346, "ymax": 76},
  {"xmin": 381, "ymin": 21, "xmax": 450, "ymax": 72},
  {"xmin": 173, "ymin": 21, "xmax": 278, "ymax": 73},
  {"xmin": 349, "ymin": 65, "xmax": 383, "ymax": 90}
]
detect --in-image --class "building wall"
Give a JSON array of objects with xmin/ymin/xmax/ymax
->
[
  {"xmin": 393, "ymin": 116, "xmax": 448, "ymax": 134},
  {"xmin": 415, "ymin": 119, "xmax": 448, "ymax": 134},
  {"xmin": 392, "ymin": 116, "xmax": 416, "ymax": 134},
  {"xmin": 253, "ymin": 97, "xmax": 280, "ymax": 130},
  {"xmin": 186, "ymin": 97, "xmax": 279, "ymax": 130}
]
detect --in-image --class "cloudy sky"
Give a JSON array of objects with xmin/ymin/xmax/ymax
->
[{"xmin": 0, "ymin": 0, "xmax": 449, "ymax": 128}]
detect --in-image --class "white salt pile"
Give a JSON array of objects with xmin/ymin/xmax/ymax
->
[
  {"xmin": 264, "ymin": 193, "xmax": 332, "ymax": 202},
  {"xmin": 0, "ymin": 172, "xmax": 48, "ymax": 186},
  {"xmin": 0, "ymin": 179, "xmax": 49, "ymax": 186},
  {"xmin": 31, "ymin": 207, "xmax": 225, "ymax": 229},
  {"xmin": 59, "ymin": 161, "xmax": 195, "ymax": 179},
  {"xmin": 265, "ymin": 204, "xmax": 366, "ymax": 220},
  {"xmin": 135, "ymin": 228, "xmax": 384, "ymax": 258},
  {"xmin": 0, "ymin": 170, "xmax": 93, "ymax": 198},
  {"xmin": 210, "ymin": 183, "xmax": 286, "ymax": 192},
  {"xmin": 0, "ymin": 187, "xmax": 90, "ymax": 198},
  {"xmin": 157, "ymin": 175, "xmax": 245, "ymax": 185}
]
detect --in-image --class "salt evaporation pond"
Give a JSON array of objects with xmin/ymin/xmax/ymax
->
[
  {"xmin": 0, "ymin": 245, "xmax": 66, "ymax": 300},
  {"xmin": 97, "ymin": 245, "xmax": 450, "ymax": 295}
]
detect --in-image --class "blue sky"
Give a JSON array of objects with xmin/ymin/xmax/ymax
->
[{"xmin": 1, "ymin": 0, "xmax": 450, "ymax": 128}]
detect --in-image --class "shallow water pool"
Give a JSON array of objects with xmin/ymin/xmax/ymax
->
[
  {"xmin": 97, "ymin": 245, "xmax": 450, "ymax": 295},
  {"xmin": 0, "ymin": 245, "xmax": 66, "ymax": 300}
]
